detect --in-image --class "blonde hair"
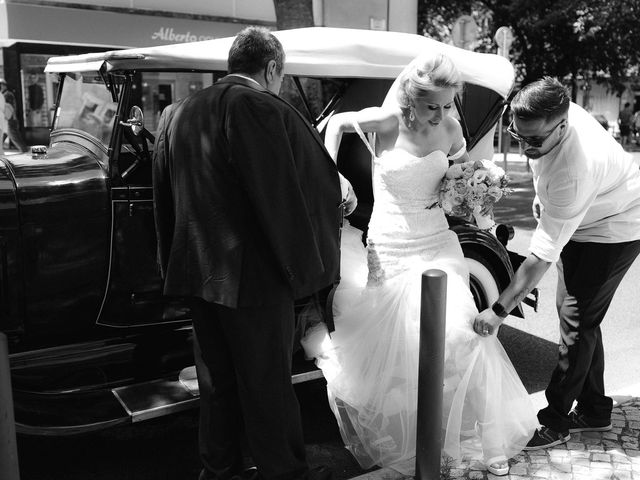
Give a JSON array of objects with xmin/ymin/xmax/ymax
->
[{"xmin": 396, "ymin": 53, "xmax": 462, "ymax": 108}]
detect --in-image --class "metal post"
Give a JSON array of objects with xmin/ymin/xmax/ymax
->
[
  {"xmin": 503, "ymin": 117, "xmax": 509, "ymax": 172},
  {"xmin": 0, "ymin": 332, "xmax": 20, "ymax": 480},
  {"xmin": 415, "ymin": 269, "xmax": 447, "ymax": 480},
  {"xmin": 497, "ymin": 116, "xmax": 503, "ymax": 154}
]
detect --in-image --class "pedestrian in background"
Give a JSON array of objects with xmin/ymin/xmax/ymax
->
[
  {"xmin": 153, "ymin": 26, "xmax": 352, "ymax": 480},
  {"xmin": 0, "ymin": 79, "xmax": 28, "ymax": 153},
  {"xmin": 618, "ymin": 101, "xmax": 633, "ymax": 148},
  {"xmin": 474, "ymin": 76, "xmax": 640, "ymax": 450},
  {"xmin": 633, "ymin": 109, "xmax": 640, "ymax": 145}
]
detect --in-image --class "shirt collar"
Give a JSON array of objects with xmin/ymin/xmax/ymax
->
[{"xmin": 227, "ymin": 74, "xmax": 263, "ymax": 88}]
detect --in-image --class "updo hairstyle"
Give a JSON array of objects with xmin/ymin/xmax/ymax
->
[{"xmin": 396, "ymin": 53, "xmax": 462, "ymax": 109}]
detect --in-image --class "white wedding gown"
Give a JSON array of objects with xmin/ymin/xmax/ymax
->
[{"xmin": 303, "ymin": 142, "xmax": 538, "ymax": 474}]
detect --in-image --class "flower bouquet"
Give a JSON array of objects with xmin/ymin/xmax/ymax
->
[{"xmin": 437, "ymin": 159, "xmax": 511, "ymax": 230}]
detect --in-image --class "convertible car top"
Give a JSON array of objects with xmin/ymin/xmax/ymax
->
[{"xmin": 46, "ymin": 26, "xmax": 514, "ymax": 99}]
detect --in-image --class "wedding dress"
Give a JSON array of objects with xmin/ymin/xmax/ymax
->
[{"xmin": 303, "ymin": 131, "xmax": 538, "ymax": 474}]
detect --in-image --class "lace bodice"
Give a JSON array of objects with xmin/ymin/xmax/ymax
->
[
  {"xmin": 374, "ymin": 148, "xmax": 448, "ymax": 213},
  {"xmin": 365, "ymin": 148, "xmax": 455, "ymax": 283},
  {"xmin": 368, "ymin": 148, "xmax": 450, "ymax": 243}
]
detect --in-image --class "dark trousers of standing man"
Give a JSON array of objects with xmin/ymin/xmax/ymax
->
[
  {"xmin": 192, "ymin": 296, "xmax": 308, "ymax": 480},
  {"xmin": 5, "ymin": 118, "xmax": 28, "ymax": 152},
  {"xmin": 538, "ymin": 239, "xmax": 640, "ymax": 433}
]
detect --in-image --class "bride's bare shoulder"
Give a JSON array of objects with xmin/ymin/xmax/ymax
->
[{"xmin": 442, "ymin": 116, "xmax": 464, "ymax": 140}]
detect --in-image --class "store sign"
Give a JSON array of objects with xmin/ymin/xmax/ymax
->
[
  {"xmin": 151, "ymin": 27, "xmax": 215, "ymax": 43},
  {"xmin": 4, "ymin": 3, "xmax": 252, "ymax": 49}
]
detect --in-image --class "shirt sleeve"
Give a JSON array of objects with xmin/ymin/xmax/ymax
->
[{"xmin": 529, "ymin": 171, "xmax": 598, "ymax": 262}]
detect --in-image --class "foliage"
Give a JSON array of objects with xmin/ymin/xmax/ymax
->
[
  {"xmin": 272, "ymin": 0, "xmax": 314, "ymax": 30},
  {"xmin": 418, "ymin": 0, "xmax": 640, "ymax": 95},
  {"xmin": 271, "ymin": 0, "xmax": 325, "ymax": 120}
]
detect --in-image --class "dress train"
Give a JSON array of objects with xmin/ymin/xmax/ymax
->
[{"xmin": 303, "ymin": 222, "xmax": 538, "ymax": 474}]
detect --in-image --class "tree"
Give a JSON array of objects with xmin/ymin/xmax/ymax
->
[
  {"xmin": 571, "ymin": 0, "xmax": 640, "ymax": 93},
  {"xmin": 272, "ymin": 0, "xmax": 314, "ymax": 30},
  {"xmin": 271, "ymin": 0, "xmax": 324, "ymax": 120},
  {"xmin": 418, "ymin": 0, "xmax": 640, "ymax": 95}
]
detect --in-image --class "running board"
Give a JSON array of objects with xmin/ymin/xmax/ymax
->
[{"xmin": 112, "ymin": 366, "xmax": 325, "ymax": 423}]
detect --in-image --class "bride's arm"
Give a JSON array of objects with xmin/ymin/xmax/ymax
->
[
  {"xmin": 324, "ymin": 107, "xmax": 398, "ymax": 162},
  {"xmin": 446, "ymin": 117, "xmax": 470, "ymax": 164}
]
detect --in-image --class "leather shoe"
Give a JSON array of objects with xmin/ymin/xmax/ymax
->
[
  {"xmin": 232, "ymin": 468, "xmax": 259, "ymax": 480},
  {"xmin": 199, "ymin": 467, "xmax": 258, "ymax": 480},
  {"xmin": 305, "ymin": 466, "xmax": 334, "ymax": 480}
]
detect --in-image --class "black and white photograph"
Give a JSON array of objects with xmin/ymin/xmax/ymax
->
[{"xmin": 1, "ymin": 1, "xmax": 640, "ymax": 480}]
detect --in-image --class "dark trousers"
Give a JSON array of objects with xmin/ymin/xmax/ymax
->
[
  {"xmin": 538, "ymin": 239, "xmax": 640, "ymax": 432},
  {"xmin": 192, "ymin": 298, "xmax": 308, "ymax": 480},
  {"xmin": 5, "ymin": 119, "xmax": 27, "ymax": 152}
]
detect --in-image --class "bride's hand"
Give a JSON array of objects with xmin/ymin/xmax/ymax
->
[{"xmin": 339, "ymin": 174, "xmax": 358, "ymax": 216}]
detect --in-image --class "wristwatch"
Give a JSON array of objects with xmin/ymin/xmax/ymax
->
[{"xmin": 491, "ymin": 301, "xmax": 509, "ymax": 319}]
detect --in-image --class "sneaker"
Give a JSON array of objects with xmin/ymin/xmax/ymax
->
[
  {"xmin": 523, "ymin": 426, "xmax": 570, "ymax": 450},
  {"xmin": 568, "ymin": 411, "xmax": 612, "ymax": 433}
]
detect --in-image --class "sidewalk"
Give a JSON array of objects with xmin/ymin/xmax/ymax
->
[
  {"xmin": 349, "ymin": 396, "xmax": 640, "ymax": 480},
  {"xmin": 491, "ymin": 152, "xmax": 532, "ymax": 185}
]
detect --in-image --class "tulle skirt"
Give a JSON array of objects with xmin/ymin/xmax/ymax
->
[{"xmin": 303, "ymin": 222, "xmax": 538, "ymax": 474}]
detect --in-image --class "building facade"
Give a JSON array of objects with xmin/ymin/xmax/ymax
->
[{"xmin": 0, "ymin": 0, "xmax": 417, "ymax": 146}]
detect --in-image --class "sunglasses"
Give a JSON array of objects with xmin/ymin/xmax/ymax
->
[{"xmin": 507, "ymin": 119, "xmax": 565, "ymax": 148}]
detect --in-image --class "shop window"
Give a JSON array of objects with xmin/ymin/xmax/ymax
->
[
  {"xmin": 20, "ymin": 54, "xmax": 57, "ymax": 128},
  {"xmin": 136, "ymin": 71, "xmax": 216, "ymax": 135}
]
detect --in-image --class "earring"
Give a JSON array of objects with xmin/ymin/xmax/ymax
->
[{"xmin": 409, "ymin": 108, "xmax": 415, "ymax": 122}]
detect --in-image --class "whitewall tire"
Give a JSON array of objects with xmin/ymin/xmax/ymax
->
[{"xmin": 466, "ymin": 256, "xmax": 500, "ymax": 311}]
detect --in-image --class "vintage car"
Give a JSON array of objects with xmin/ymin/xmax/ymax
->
[{"xmin": 1, "ymin": 27, "xmax": 536, "ymax": 435}]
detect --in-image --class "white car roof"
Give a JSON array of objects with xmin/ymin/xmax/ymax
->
[{"xmin": 46, "ymin": 27, "xmax": 514, "ymax": 98}]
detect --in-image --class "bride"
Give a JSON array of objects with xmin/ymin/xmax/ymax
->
[{"xmin": 302, "ymin": 52, "xmax": 538, "ymax": 476}]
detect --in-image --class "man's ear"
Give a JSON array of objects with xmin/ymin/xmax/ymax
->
[
  {"xmin": 559, "ymin": 118, "xmax": 569, "ymax": 138},
  {"xmin": 265, "ymin": 59, "xmax": 277, "ymax": 82}
]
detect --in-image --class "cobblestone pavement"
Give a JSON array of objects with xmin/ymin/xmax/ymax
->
[{"xmin": 350, "ymin": 397, "xmax": 640, "ymax": 480}]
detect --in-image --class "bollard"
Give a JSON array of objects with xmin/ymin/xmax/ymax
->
[
  {"xmin": 0, "ymin": 332, "xmax": 20, "ymax": 480},
  {"xmin": 415, "ymin": 269, "xmax": 447, "ymax": 480}
]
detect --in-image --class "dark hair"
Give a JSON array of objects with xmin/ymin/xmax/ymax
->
[
  {"xmin": 227, "ymin": 26, "xmax": 285, "ymax": 75},
  {"xmin": 510, "ymin": 76, "xmax": 570, "ymax": 121}
]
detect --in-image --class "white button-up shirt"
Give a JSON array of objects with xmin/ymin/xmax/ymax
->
[{"xmin": 529, "ymin": 102, "xmax": 640, "ymax": 263}]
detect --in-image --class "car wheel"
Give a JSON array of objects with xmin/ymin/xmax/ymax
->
[{"xmin": 465, "ymin": 255, "xmax": 500, "ymax": 311}]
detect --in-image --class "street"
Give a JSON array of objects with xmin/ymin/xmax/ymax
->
[{"xmin": 16, "ymin": 150, "xmax": 640, "ymax": 480}]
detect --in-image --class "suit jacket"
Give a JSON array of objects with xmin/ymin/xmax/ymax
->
[{"xmin": 153, "ymin": 75, "xmax": 342, "ymax": 309}]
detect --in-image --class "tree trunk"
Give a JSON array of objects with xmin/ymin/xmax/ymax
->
[
  {"xmin": 272, "ymin": 0, "xmax": 323, "ymax": 124},
  {"xmin": 273, "ymin": 0, "xmax": 314, "ymax": 30}
]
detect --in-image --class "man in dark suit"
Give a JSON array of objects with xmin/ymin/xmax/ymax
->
[{"xmin": 153, "ymin": 27, "xmax": 352, "ymax": 480}]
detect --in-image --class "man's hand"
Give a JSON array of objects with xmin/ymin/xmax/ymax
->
[
  {"xmin": 473, "ymin": 308, "xmax": 504, "ymax": 337},
  {"xmin": 339, "ymin": 174, "xmax": 358, "ymax": 216},
  {"xmin": 532, "ymin": 195, "xmax": 542, "ymax": 221}
]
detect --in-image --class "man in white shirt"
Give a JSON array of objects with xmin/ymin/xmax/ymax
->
[{"xmin": 474, "ymin": 77, "xmax": 640, "ymax": 450}]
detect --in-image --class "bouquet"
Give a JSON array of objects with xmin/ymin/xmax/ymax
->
[{"xmin": 437, "ymin": 159, "xmax": 511, "ymax": 230}]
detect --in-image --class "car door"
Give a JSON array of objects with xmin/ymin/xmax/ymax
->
[{"xmin": 98, "ymin": 73, "xmax": 191, "ymax": 328}]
